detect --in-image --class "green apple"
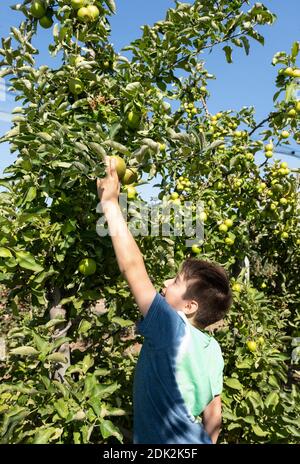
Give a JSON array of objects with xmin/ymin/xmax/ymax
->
[
  {"xmin": 279, "ymin": 197, "xmax": 288, "ymax": 205},
  {"xmin": 284, "ymin": 67, "xmax": 294, "ymax": 77},
  {"xmin": 171, "ymin": 192, "xmax": 179, "ymax": 200},
  {"xmin": 39, "ymin": 14, "xmax": 53, "ymax": 28},
  {"xmin": 225, "ymin": 237, "xmax": 235, "ymax": 246},
  {"xmin": 288, "ymin": 109, "xmax": 297, "ymax": 118},
  {"xmin": 281, "ymin": 231, "xmax": 289, "ymax": 240},
  {"xmin": 122, "ymin": 168, "xmax": 138, "ymax": 185},
  {"xmin": 127, "ymin": 110, "xmax": 141, "ymax": 130},
  {"xmin": 199, "ymin": 211, "xmax": 208, "ymax": 222},
  {"xmin": 78, "ymin": 258, "xmax": 96, "ymax": 276},
  {"xmin": 86, "ymin": 4, "xmax": 100, "ymax": 21},
  {"xmin": 247, "ymin": 340, "xmax": 257, "ymax": 352},
  {"xmin": 292, "ymin": 69, "xmax": 300, "ymax": 78},
  {"xmin": 232, "ymin": 283, "xmax": 242, "ymax": 292},
  {"xmin": 281, "ymin": 130, "xmax": 290, "ymax": 139},
  {"xmin": 110, "ymin": 155, "xmax": 126, "ymax": 179},
  {"xmin": 30, "ymin": 0, "xmax": 46, "ymax": 18},
  {"xmin": 126, "ymin": 185, "xmax": 137, "ymax": 200},
  {"xmin": 219, "ymin": 223, "xmax": 228, "ymax": 233},
  {"xmin": 224, "ymin": 218, "xmax": 233, "ymax": 228},
  {"xmin": 68, "ymin": 78, "xmax": 84, "ymax": 95},
  {"xmin": 191, "ymin": 245, "xmax": 201, "ymax": 254},
  {"xmin": 265, "ymin": 142, "xmax": 273, "ymax": 151},
  {"xmin": 77, "ymin": 6, "xmax": 90, "ymax": 22},
  {"xmin": 71, "ymin": 0, "xmax": 86, "ymax": 9}
]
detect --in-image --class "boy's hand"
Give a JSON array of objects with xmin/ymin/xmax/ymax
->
[{"xmin": 97, "ymin": 156, "xmax": 120, "ymax": 205}]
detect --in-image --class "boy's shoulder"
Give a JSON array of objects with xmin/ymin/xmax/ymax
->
[{"xmin": 179, "ymin": 312, "xmax": 223, "ymax": 357}]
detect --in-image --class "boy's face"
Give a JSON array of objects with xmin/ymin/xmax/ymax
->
[{"xmin": 161, "ymin": 273, "xmax": 196, "ymax": 314}]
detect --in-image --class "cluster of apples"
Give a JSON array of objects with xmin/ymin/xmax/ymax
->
[
  {"xmin": 29, "ymin": 0, "xmax": 53, "ymax": 28},
  {"xmin": 71, "ymin": 0, "xmax": 100, "ymax": 22},
  {"xmin": 283, "ymin": 67, "xmax": 300, "ymax": 78},
  {"xmin": 111, "ymin": 155, "xmax": 138, "ymax": 200},
  {"xmin": 218, "ymin": 218, "xmax": 235, "ymax": 246},
  {"xmin": 29, "ymin": 0, "xmax": 101, "ymax": 27}
]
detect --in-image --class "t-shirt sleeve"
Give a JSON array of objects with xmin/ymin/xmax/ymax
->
[
  {"xmin": 209, "ymin": 340, "xmax": 224, "ymax": 397},
  {"xmin": 136, "ymin": 292, "xmax": 183, "ymax": 349}
]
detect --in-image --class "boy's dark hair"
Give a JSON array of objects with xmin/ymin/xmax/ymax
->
[{"xmin": 180, "ymin": 258, "xmax": 232, "ymax": 328}]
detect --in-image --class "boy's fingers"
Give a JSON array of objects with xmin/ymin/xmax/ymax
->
[
  {"xmin": 104, "ymin": 156, "xmax": 111, "ymax": 176},
  {"xmin": 110, "ymin": 157, "xmax": 117, "ymax": 178}
]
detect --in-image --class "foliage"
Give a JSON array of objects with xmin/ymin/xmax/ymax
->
[{"xmin": 0, "ymin": 0, "xmax": 299, "ymax": 443}]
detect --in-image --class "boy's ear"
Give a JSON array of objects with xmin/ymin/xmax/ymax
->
[{"xmin": 184, "ymin": 299, "xmax": 198, "ymax": 315}]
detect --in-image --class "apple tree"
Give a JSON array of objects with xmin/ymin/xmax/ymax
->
[{"xmin": 0, "ymin": 0, "xmax": 299, "ymax": 443}]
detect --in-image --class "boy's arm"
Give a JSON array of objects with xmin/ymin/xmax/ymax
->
[
  {"xmin": 202, "ymin": 395, "xmax": 222, "ymax": 444},
  {"xmin": 97, "ymin": 158, "xmax": 156, "ymax": 317}
]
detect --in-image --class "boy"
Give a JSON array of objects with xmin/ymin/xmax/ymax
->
[{"xmin": 97, "ymin": 158, "xmax": 232, "ymax": 444}]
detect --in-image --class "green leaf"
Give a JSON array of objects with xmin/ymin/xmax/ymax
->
[
  {"xmin": 10, "ymin": 346, "xmax": 39, "ymax": 356},
  {"xmin": 103, "ymin": 140, "xmax": 130, "ymax": 155},
  {"xmin": 240, "ymin": 36, "xmax": 250, "ymax": 55},
  {"xmin": 93, "ymin": 382, "xmax": 120, "ymax": 399},
  {"xmin": 124, "ymin": 82, "xmax": 142, "ymax": 95},
  {"xmin": 78, "ymin": 319, "xmax": 92, "ymax": 335},
  {"xmin": 37, "ymin": 132, "xmax": 52, "ymax": 142},
  {"xmin": 54, "ymin": 398, "xmax": 69, "ymax": 419},
  {"xmin": 228, "ymin": 422, "xmax": 241, "ymax": 431},
  {"xmin": 105, "ymin": 0, "xmax": 116, "ymax": 14},
  {"xmin": 268, "ymin": 375, "xmax": 280, "ymax": 389},
  {"xmin": 82, "ymin": 354, "xmax": 94, "ymax": 374},
  {"xmin": 84, "ymin": 374, "xmax": 98, "ymax": 398},
  {"xmin": 251, "ymin": 424, "xmax": 269, "ymax": 437},
  {"xmin": 89, "ymin": 142, "xmax": 106, "ymax": 160},
  {"xmin": 223, "ymin": 46, "xmax": 233, "ymax": 63},
  {"xmin": 33, "ymin": 427, "xmax": 62, "ymax": 444},
  {"xmin": 0, "ymin": 247, "xmax": 12, "ymax": 258},
  {"xmin": 206, "ymin": 140, "xmax": 225, "ymax": 151},
  {"xmin": 32, "ymin": 333, "xmax": 49, "ymax": 354},
  {"xmin": 1, "ymin": 407, "xmax": 30, "ymax": 437},
  {"xmin": 100, "ymin": 419, "xmax": 123, "ymax": 442},
  {"xmin": 265, "ymin": 391, "xmax": 279, "ymax": 409},
  {"xmin": 286, "ymin": 425, "xmax": 300, "ymax": 437},
  {"xmin": 47, "ymin": 353, "xmax": 68, "ymax": 363},
  {"xmin": 18, "ymin": 257, "xmax": 44, "ymax": 273},
  {"xmin": 111, "ymin": 317, "xmax": 134, "ymax": 328},
  {"xmin": 291, "ymin": 41, "xmax": 300, "ymax": 59},
  {"xmin": 242, "ymin": 415, "xmax": 255, "ymax": 424},
  {"xmin": 23, "ymin": 186, "xmax": 37, "ymax": 203},
  {"xmin": 236, "ymin": 358, "xmax": 252, "ymax": 369},
  {"xmin": 224, "ymin": 378, "xmax": 243, "ymax": 390},
  {"xmin": 222, "ymin": 410, "xmax": 238, "ymax": 421}
]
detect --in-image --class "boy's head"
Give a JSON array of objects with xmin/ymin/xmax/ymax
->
[{"xmin": 161, "ymin": 258, "xmax": 232, "ymax": 329}]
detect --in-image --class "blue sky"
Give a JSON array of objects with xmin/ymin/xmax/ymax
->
[{"xmin": 1, "ymin": 0, "xmax": 300, "ymax": 197}]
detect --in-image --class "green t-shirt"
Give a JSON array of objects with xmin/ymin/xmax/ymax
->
[
  {"xmin": 134, "ymin": 292, "xmax": 224, "ymax": 443},
  {"xmin": 175, "ymin": 311, "xmax": 224, "ymax": 418}
]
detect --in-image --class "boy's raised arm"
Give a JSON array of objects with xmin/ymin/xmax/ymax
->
[{"xmin": 97, "ymin": 157, "xmax": 156, "ymax": 317}]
